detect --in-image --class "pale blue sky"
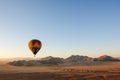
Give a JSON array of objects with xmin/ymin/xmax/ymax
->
[{"xmin": 0, "ymin": 0, "xmax": 120, "ymax": 58}]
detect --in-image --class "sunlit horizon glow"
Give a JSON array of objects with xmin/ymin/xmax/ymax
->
[{"xmin": 0, "ymin": 0, "xmax": 120, "ymax": 58}]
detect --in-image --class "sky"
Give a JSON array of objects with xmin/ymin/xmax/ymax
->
[{"xmin": 0, "ymin": 0, "xmax": 120, "ymax": 58}]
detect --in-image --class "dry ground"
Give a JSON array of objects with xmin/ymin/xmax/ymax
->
[{"xmin": 0, "ymin": 61, "xmax": 120, "ymax": 80}]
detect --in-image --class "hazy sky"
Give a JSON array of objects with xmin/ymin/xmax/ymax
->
[{"xmin": 0, "ymin": 0, "xmax": 120, "ymax": 58}]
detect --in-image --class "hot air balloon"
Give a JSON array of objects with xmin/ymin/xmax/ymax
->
[{"xmin": 28, "ymin": 39, "xmax": 42, "ymax": 57}]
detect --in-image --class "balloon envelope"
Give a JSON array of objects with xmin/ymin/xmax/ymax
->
[{"xmin": 28, "ymin": 39, "xmax": 42, "ymax": 56}]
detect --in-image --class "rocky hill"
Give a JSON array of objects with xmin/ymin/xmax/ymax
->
[
  {"xmin": 8, "ymin": 55, "xmax": 120, "ymax": 66},
  {"xmin": 65, "ymin": 55, "xmax": 91, "ymax": 62},
  {"xmin": 96, "ymin": 55, "xmax": 120, "ymax": 61},
  {"xmin": 40, "ymin": 56, "xmax": 65, "ymax": 65}
]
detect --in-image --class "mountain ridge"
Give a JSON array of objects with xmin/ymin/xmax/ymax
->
[{"xmin": 8, "ymin": 55, "xmax": 120, "ymax": 66}]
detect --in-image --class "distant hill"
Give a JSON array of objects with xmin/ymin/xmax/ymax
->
[
  {"xmin": 8, "ymin": 55, "xmax": 120, "ymax": 66},
  {"xmin": 40, "ymin": 56, "xmax": 65, "ymax": 65},
  {"xmin": 65, "ymin": 55, "xmax": 91, "ymax": 62},
  {"xmin": 96, "ymin": 55, "xmax": 120, "ymax": 61}
]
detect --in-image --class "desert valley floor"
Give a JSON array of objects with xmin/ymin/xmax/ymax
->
[{"xmin": 0, "ymin": 61, "xmax": 120, "ymax": 80}]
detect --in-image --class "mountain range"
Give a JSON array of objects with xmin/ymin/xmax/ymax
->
[{"xmin": 8, "ymin": 55, "xmax": 120, "ymax": 66}]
